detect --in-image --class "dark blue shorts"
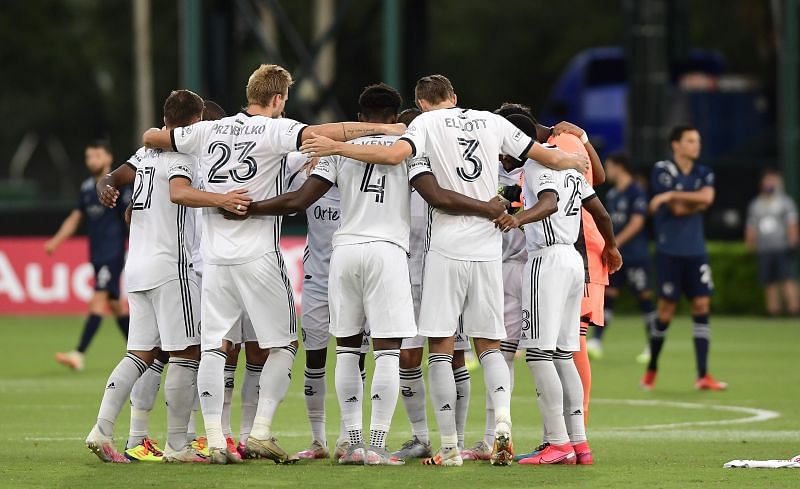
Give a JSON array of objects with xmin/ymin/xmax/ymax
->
[
  {"xmin": 656, "ymin": 253, "xmax": 713, "ymax": 301},
  {"xmin": 609, "ymin": 259, "xmax": 652, "ymax": 295},
  {"xmin": 92, "ymin": 258, "xmax": 124, "ymax": 300}
]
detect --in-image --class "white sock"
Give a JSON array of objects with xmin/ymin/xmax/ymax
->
[
  {"xmin": 336, "ymin": 347, "xmax": 363, "ymax": 445},
  {"xmin": 428, "ymin": 353, "xmax": 457, "ymax": 449},
  {"xmin": 222, "ymin": 364, "xmax": 236, "ymax": 437},
  {"xmin": 197, "ymin": 349, "xmax": 227, "ymax": 449},
  {"xmin": 304, "ymin": 365, "xmax": 327, "ymax": 446},
  {"xmin": 479, "ymin": 348, "xmax": 511, "ymax": 429},
  {"xmin": 165, "ymin": 357, "xmax": 199, "ymax": 451},
  {"xmin": 500, "ymin": 344, "xmax": 517, "ymax": 394},
  {"xmin": 187, "ymin": 394, "xmax": 199, "ymax": 441},
  {"xmin": 97, "ymin": 353, "xmax": 148, "ymax": 437},
  {"xmin": 127, "ymin": 359, "xmax": 164, "ymax": 448},
  {"xmin": 251, "ymin": 345, "xmax": 296, "ymax": 441},
  {"xmin": 399, "ymin": 366, "xmax": 429, "ymax": 444},
  {"xmin": 483, "ymin": 392, "xmax": 495, "ymax": 448},
  {"xmin": 554, "ymin": 350, "xmax": 587, "ymax": 443},
  {"xmin": 484, "ymin": 347, "xmax": 516, "ymax": 446},
  {"xmin": 453, "ymin": 365, "xmax": 471, "ymax": 450},
  {"xmin": 239, "ymin": 362, "xmax": 262, "ymax": 444},
  {"xmin": 369, "ymin": 350, "xmax": 400, "ymax": 449},
  {"xmin": 526, "ymin": 349, "xmax": 569, "ymax": 445}
]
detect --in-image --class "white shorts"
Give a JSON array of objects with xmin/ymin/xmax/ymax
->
[
  {"xmin": 301, "ymin": 284, "xmax": 331, "ymax": 351},
  {"xmin": 328, "ymin": 242, "xmax": 416, "ymax": 340},
  {"xmin": 519, "ymin": 245, "xmax": 584, "ymax": 352},
  {"xmin": 502, "ymin": 261, "xmax": 525, "ymax": 347},
  {"xmin": 417, "ymin": 251, "xmax": 504, "ymax": 340},
  {"xmin": 128, "ymin": 278, "xmax": 201, "ymax": 352},
  {"xmin": 223, "ymin": 312, "xmax": 257, "ymax": 345},
  {"xmin": 201, "ymin": 252, "xmax": 296, "ymax": 350}
]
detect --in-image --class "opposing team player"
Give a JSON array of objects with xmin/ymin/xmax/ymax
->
[
  {"xmin": 588, "ymin": 151, "xmax": 655, "ymax": 363},
  {"xmin": 86, "ymin": 90, "xmax": 250, "ymax": 463},
  {"xmin": 50, "ymin": 141, "xmax": 131, "ymax": 372},
  {"xmin": 300, "ymin": 74, "xmax": 589, "ymax": 466},
  {"xmin": 143, "ymin": 65, "xmax": 405, "ymax": 464},
  {"xmin": 236, "ymin": 83, "xmax": 416, "ymax": 465},
  {"xmin": 643, "ymin": 125, "xmax": 726, "ymax": 391},
  {"xmin": 494, "ymin": 122, "xmax": 621, "ymax": 465}
]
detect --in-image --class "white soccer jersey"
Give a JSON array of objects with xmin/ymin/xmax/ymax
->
[
  {"xmin": 189, "ymin": 173, "xmax": 205, "ymax": 276},
  {"xmin": 403, "ymin": 108, "xmax": 534, "ymax": 261},
  {"xmin": 498, "ymin": 164, "xmax": 527, "ymax": 264},
  {"xmin": 408, "ymin": 188, "xmax": 428, "ymax": 285},
  {"xmin": 312, "ymin": 135, "xmax": 411, "ymax": 251},
  {"xmin": 171, "ymin": 112, "xmax": 307, "ymax": 265},
  {"xmin": 522, "ymin": 160, "xmax": 596, "ymax": 252},
  {"xmin": 285, "ymin": 152, "xmax": 341, "ymax": 291},
  {"xmin": 124, "ymin": 147, "xmax": 199, "ymax": 292}
]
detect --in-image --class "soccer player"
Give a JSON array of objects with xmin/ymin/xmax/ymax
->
[
  {"xmin": 142, "ymin": 64, "xmax": 406, "ymax": 464},
  {"xmin": 300, "ymin": 74, "xmax": 589, "ymax": 466},
  {"xmin": 587, "ymin": 151, "xmax": 655, "ymax": 362},
  {"xmin": 643, "ymin": 125, "xmax": 727, "ymax": 391},
  {"xmin": 50, "ymin": 141, "xmax": 131, "ymax": 372},
  {"xmin": 236, "ymin": 83, "xmax": 418, "ymax": 465},
  {"xmin": 85, "ymin": 89, "xmax": 250, "ymax": 463},
  {"xmin": 494, "ymin": 122, "xmax": 621, "ymax": 465}
]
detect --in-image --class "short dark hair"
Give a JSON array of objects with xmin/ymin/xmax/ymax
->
[
  {"xmin": 398, "ymin": 108, "xmax": 422, "ymax": 126},
  {"xmin": 495, "ymin": 102, "xmax": 539, "ymax": 125},
  {"xmin": 358, "ymin": 83, "xmax": 402, "ymax": 121},
  {"xmin": 164, "ymin": 89, "xmax": 204, "ymax": 127},
  {"xmin": 606, "ymin": 151, "xmax": 632, "ymax": 172},
  {"xmin": 203, "ymin": 100, "xmax": 227, "ymax": 121},
  {"xmin": 86, "ymin": 139, "xmax": 112, "ymax": 154},
  {"xmin": 414, "ymin": 74, "xmax": 455, "ymax": 105},
  {"xmin": 669, "ymin": 124, "xmax": 698, "ymax": 143}
]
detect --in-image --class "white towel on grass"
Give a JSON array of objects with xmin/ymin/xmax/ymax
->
[{"xmin": 724, "ymin": 457, "xmax": 800, "ymax": 469}]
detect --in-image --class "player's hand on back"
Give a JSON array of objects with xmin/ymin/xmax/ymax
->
[
  {"xmin": 493, "ymin": 213, "xmax": 519, "ymax": 233},
  {"xmin": 97, "ymin": 183, "xmax": 120, "ymax": 208},
  {"xmin": 567, "ymin": 152, "xmax": 590, "ymax": 174},
  {"xmin": 602, "ymin": 245, "xmax": 623, "ymax": 274},
  {"xmin": 219, "ymin": 189, "xmax": 252, "ymax": 217},
  {"xmin": 300, "ymin": 133, "xmax": 340, "ymax": 157},
  {"xmin": 303, "ymin": 157, "xmax": 320, "ymax": 176},
  {"xmin": 486, "ymin": 196, "xmax": 507, "ymax": 219},
  {"xmin": 552, "ymin": 121, "xmax": 586, "ymax": 139}
]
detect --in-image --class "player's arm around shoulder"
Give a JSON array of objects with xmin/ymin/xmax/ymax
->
[
  {"xmin": 496, "ymin": 162, "xmax": 558, "ymax": 232},
  {"xmin": 96, "ymin": 150, "xmax": 140, "ymax": 208},
  {"xmin": 245, "ymin": 158, "xmax": 335, "ymax": 218}
]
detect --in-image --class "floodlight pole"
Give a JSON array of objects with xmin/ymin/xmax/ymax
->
[
  {"xmin": 181, "ymin": 0, "xmax": 203, "ymax": 92},
  {"xmin": 133, "ymin": 0, "xmax": 154, "ymax": 141},
  {"xmin": 780, "ymin": 0, "xmax": 799, "ymax": 200},
  {"xmin": 383, "ymin": 0, "xmax": 401, "ymax": 89}
]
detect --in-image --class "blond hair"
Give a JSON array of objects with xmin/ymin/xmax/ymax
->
[{"xmin": 246, "ymin": 64, "xmax": 294, "ymax": 106}]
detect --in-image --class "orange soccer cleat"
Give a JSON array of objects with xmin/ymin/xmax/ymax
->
[{"xmin": 695, "ymin": 374, "xmax": 728, "ymax": 391}]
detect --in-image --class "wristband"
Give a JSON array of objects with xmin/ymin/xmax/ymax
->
[{"xmin": 580, "ymin": 132, "xmax": 589, "ymax": 144}]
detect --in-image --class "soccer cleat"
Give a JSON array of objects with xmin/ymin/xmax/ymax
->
[
  {"xmin": 246, "ymin": 436, "xmax": 299, "ymax": 464},
  {"xmin": 191, "ymin": 436, "xmax": 209, "ymax": 456},
  {"xmin": 209, "ymin": 447, "xmax": 243, "ymax": 465},
  {"xmin": 366, "ymin": 446, "xmax": 405, "ymax": 466},
  {"xmin": 55, "ymin": 350, "xmax": 84, "ymax": 372},
  {"xmin": 514, "ymin": 442, "xmax": 550, "ymax": 462},
  {"xmin": 573, "ymin": 441, "xmax": 593, "ymax": 465},
  {"xmin": 636, "ymin": 346, "xmax": 651, "ymax": 365},
  {"xmin": 421, "ymin": 447, "xmax": 463, "ymax": 467},
  {"xmin": 236, "ymin": 442, "xmax": 252, "ymax": 460},
  {"xmin": 226, "ymin": 436, "xmax": 242, "ymax": 462},
  {"xmin": 293, "ymin": 440, "xmax": 329, "ymax": 460},
  {"xmin": 124, "ymin": 437, "xmax": 164, "ymax": 462},
  {"xmin": 640, "ymin": 369, "xmax": 657, "ymax": 391},
  {"xmin": 460, "ymin": 440, "xmax": 491, "ymax": 461},
  {"xmin": 332, "ymin": 439, "xmax": 349, "ymax": 461},
  {"xmin": 392, "ymin": 436, "xmax": 432, "ymax": 459},
  {"xmin": 163, "ymin": 445, "xmax": 209, "ymax": 463},
  {"xmin": 695, "ymin": 374, "xmax": 728, "ymax": 391},
  {"xmin": 338, "ymin": 443, "xmax": 366, "ymax": 465},
  {"xmin": 518, "ymin": 442, "xmax": 576, "ymax": 465},
  {"xmin": 85, "ymin": 425, "xmax": 129, "ymax": 463},
  {"xmin": 586, "ymin": 338, "xmax": 603, "ymax": 360},
  {"xmin": 491, "ymin": 425, "xmax": 514, "ymax": 466}
]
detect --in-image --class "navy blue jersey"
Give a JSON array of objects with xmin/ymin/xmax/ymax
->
[
  {"xmin": 76, "ymin": 177, "xmax": 131, "ymax": 263},
  {"xmin": 605, "ymin": 182, "xmax": 649, "ymax": 262},
  {"xmin": 650, "ymin": 160, "xmax": 714, "ymax": 257}
]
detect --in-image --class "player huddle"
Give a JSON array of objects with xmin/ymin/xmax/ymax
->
[{"xmin": 83, "ymin": 62, "xmax": 716, "ymax": 469}]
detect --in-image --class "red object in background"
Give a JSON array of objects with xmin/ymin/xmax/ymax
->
[{"xmin": 0, "ymin": 236, "xmax": 307, "ymax": 315}]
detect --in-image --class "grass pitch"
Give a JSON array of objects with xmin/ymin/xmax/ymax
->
[{"xmin": 2, "ymin": 315, "xmax": 798, "ymax": 488}]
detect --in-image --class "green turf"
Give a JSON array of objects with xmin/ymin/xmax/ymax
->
[{"xmin": 2, "ymin": 315, "xmax": 798, "ymax": 488}]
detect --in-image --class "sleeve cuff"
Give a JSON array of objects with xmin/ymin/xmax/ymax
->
[
  {"xmin": 296, "ymin": 125, "xmax": 308, "ymax": 150},
  {"xmin": 518, "ymin": 139, "xmax": 535, "ymax": 161},
  {"xmin": 581, "ymin": 193, "xmax": 598, "ymax": 203},
  {"xmin": 399, "ymin": 137, "xmax": 417, "ymax": 157},
  {"xmin": 537, "ymin": 188, "xmax": 559, "ymax": 201},
  {"xmin": 124, "ymin": 162, "xmax": 137, "ymax": 171},
  {"xmin": 168, "ymin": 175, "xmax": 191, "ymax": 182},
  {"xmin": 309, "ymin": 173, "xmax": 335, "ymax": 186},
  {"xmin": 169, "ymin": 129, "xmax": 178, "ymax": 152},
  {"xmin": 409, "ymin": 170, "xmax": 433, "ymax": 185}
]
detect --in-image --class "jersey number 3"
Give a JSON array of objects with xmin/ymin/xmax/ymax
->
[
  {"xmin": 456, "ymin": 138, "xmax": 482, "ymax": 182},
  {"xmin": 207, "ymin": 141, "xmax": 257, "ymax": 183}
]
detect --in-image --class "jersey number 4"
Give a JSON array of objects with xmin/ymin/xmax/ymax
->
[
  {"xmin": 132, "ymin": 166, "xmax": 155, "ymax": 210},
  {"xmin": 456, "ymin": 138, "xmax": 482, "ymax": 182},
  {"xmin": 207, "ymin": 141, "xmax": 257, "ymax": 183},
  {"xmin": 360, "ymin": 164, "xmax": 386, "ymax": 203}
]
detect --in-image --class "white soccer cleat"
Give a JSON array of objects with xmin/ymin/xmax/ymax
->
[
  {"xmin": 460, "ymin": 440, "xmax": 491, "ymax": 461},
  {"xmin": 392, "ymin": 436, "xmax": 433, "ymax": 459},
  {"xmin": 491, "ymin": 423, "xmax": 514, "ymax": 466},
  {"xmin": 163, "ymin": 445, "xmax": 209, "ymax": 463},
  {"xmin": 421, "ymin": 447, "xmax": 463, "ymax": 466},
  {"xmin": 338, "ymin": 443, "xmax": 366, "ymax": 465},
  {"xmin": 366, "ymin": 446, "xmax": 405, "ymax": 466},
  {"xmin": 293, "ymin": 439, "xmax": 329, "ymax": 460},
  {"xmin": 332, "ymin": 439, "xmax": 350, "ymax": 461},
  {"xmin": 85, "ymin": 425, "xmax": 129, "ymax": 463},
  {"xmin": 245, "ymin": 436, "xmax": 298, "ymax": 464},
  {"xmin": 56, "ymin": 350, "xmax": 85, "ymax": 372}
]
